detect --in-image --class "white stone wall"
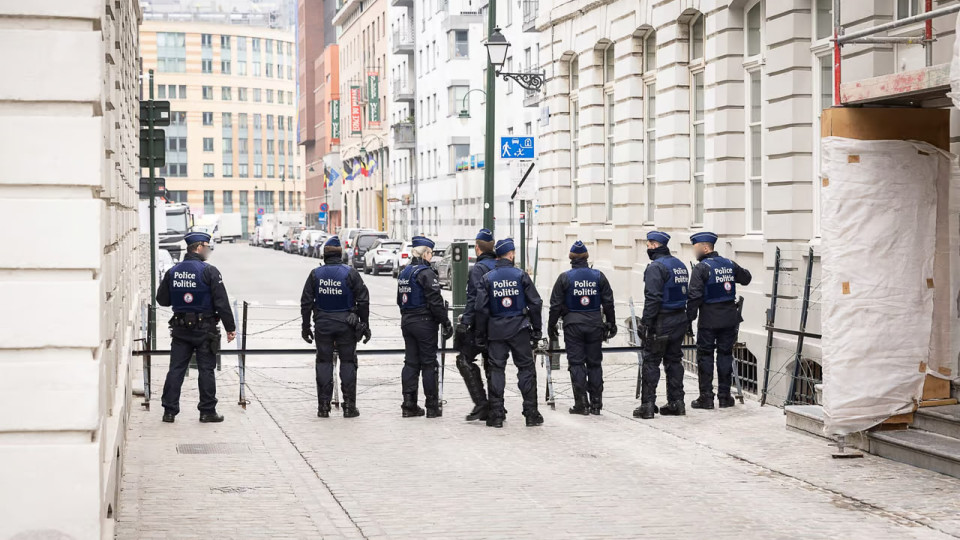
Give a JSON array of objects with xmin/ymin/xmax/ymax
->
[
  {"xmin": 537, "ymin": 0, "xmax": 960, "ymax": 396},
  {"xmin": 0, "ymin": 0, "xmax": 142, "ymax": 537}
]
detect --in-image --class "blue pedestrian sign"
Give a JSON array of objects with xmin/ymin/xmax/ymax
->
[
  {"xmin": 500, "ymin": 136, "xmax": 535, "ymax": 159},
  {"xmin": 317, "ymin": 211, "xmax": 327, "ymax": 223}
]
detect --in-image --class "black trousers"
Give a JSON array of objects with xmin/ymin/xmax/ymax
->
[
  {"xmin": 564, "ymin": 323, "xmax": 604, "ymax": 407},
  {"xmin": 315, "ymin": 323, "xmax": 358, "ymax": 406},
  {"xmin": 162, "ymin": 327, "xmax": 218, "ymax": 415},
  {"xmin": 641, "ymin": 320, "xmax": 686, "ymax": 404},
  {"xmin": 460, "ymin": 327, "xmax": 491, "ymax": 375},
  {"xmin": 487, "ymin": 328, "xmax": 538, "ymax": 417},
  {"xmin": 401, "ymin": 317, "xmax": 440, "ymax": 406},
  {"xmin": 696, "ymin": 326, "xmax": 738, "ymax": 399}
]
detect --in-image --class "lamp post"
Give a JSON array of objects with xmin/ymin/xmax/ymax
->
[{"xmin": 482, "ymin": 26, "xmax": 546, "ymax": 233}]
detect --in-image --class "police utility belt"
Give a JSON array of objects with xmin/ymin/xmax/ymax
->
[{"xmin": 171, "ymin": 312, "xmax": 219, "ymax": 330}]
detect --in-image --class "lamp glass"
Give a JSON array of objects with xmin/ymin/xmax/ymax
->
[{"xmin": 484, "ymin": 29, "xmax": 510, "ymax": 70}]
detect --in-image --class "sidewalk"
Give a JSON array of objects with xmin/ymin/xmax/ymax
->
[{"xmin": 115, "ymin": 353, "xmax": 960, "ymax": 539}]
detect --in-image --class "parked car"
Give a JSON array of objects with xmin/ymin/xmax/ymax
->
[
  {"xmin": 391, "ymin": 241, "xmax": 414, "ymax": 277},
  {"xmin": 431, "ymin": 241, "xmax": 451, "ymax": 273},
  {"xmin": 435, "ymin": 240, "xmax": 477, "ymax": 289},
  {"xmin": 351, "ymin": 231, "xmax": 389, "ymax": 269},
  {"xmin": 338, "ymin": 227, "xmax": 375, "ymax": 265},
  {"xmin": 305, "ymin": 230, "xmax": 327, "ymax": 257},
  {"xmin": 282, "ymin": 226, "xmax": 305, "ymax": 253},
  {"xmin": 363, "ymin": 239, "xmax": 403, "ymax": 275},
  {"xmin": 297, "ymin": 229, "xmax": 313, "ymax": 256}
]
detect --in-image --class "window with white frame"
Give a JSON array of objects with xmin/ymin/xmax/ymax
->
[
  {"xmin": 690, "ymin": 14, "xmax": 705, "ymax": 225},
  {"xmin": 569, "ymin": 55, "xmax": 580, "ymax": 220},
  {"xmin": 815, "ymin": 0, "xmax": 833, "ymax": 40},
  {"xmin": 896, "ymin": 0, "xmax": 921, "ymax": 20},
  {"xmin": 812, "ymin": 1, "xmax": 833, "ymax": 238},
  {"xmin": 603, "ymin": 43, "xmax": 615, "ymax": 222},
  {"xmin": 644, "ymin": 30, "xmax": 657, "ymax": 223},
  {"xmin": 744, "ymin": 1, "xmax": 764, "ymax": 232}
]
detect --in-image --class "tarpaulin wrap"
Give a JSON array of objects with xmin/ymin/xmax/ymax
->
[
  {"xmin": 951, "ymin": 13, "xmax": 960, "ymax": 109},
  {"xmin": 820, "ymin": 138, "xmax": 950, "ymax": 436}
]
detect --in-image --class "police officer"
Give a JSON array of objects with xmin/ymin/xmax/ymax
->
[
  {"xmin": 397, "ymin": 236, "xmax": 454, "ymax": 418},
  {"xmin": 157, "ymin": 231, "xmax": 236, "ymax": 423},
  {"xmin": 474, "ymin": 238, "xmax": 544, "ymax": 428},
  {"xmin": 547, "ymin": 241, "xmax": 616, "ymax": 416},
  {"xmin": 300, "ymin": 236, "xmax": 371, "ymax": 419},
  {"xmin": 633, "ymin": 231, "xmax": 689, "ymax": 420},
  {"xmin": 455, "ymin": 228, "xmax": 498, "ymax": 421},
  {"xmin": 687, "ymin": 231, "xmax": 752, "ymax": 410}
]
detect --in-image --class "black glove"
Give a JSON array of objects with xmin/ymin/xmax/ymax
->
[
  {"xmin": 442, "ymin": 320, "xmax": 454, "ymax": 341},
  {"xmin": 604, "ymin": 321, "xmax": 617, "ymax": 340},
  {"xmin": 686, "ymin": 321, "xmax": 695, "ymax": 338},
  {"xmin": 548, "ymin": 324, "xmax": 559, "ymax": 341},
  {"xmin": 361, "ymin": 323, "xmax": 372, "ymax": 344},
  {"xmin": 302, "ymin": 327, "xmax": 314, "ymax": 344},
  {"xmin": 530, "ymin": 329, "xmax": 543, "ymax": 349}
]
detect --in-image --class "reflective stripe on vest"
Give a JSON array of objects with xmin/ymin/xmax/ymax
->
[
  {"xmin": 564, "ymin": 267, "xmax": 602, "ymax": 312},
  {"xmin": 313, "ymin": 265, "xmax": 354, "ymax": 312},
  {"xmin": 486, "ymin": 266, "xmax": 526, "ymax": 318},
  {"xmin": 703, "ymin": 257, "xmax": 736, "ymax": 304},
  {"xmin": 653, "ymin": 256, "xmax": 689, "ymax": 310},
  {"xmin": 169, "ymin": 259, "xmax": 214, "ymax": 313},
  {"xmin": 397, "ymin": 264, "xmax": 427, "ymax": 310}
]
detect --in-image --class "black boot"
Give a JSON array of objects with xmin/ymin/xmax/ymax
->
[
  {"xmin": 199, "ymin": 411, "xmax": 224, "ymax": 423},
  {"xmin": 458, "ymin": 356, "xmax": 489, "ymax": 421},
  {"xmin": 486, "ymin": 415, "xmax": 504, "ymax": 428},
  {"xmin": 342, "ymin": 402, "xmax": 360, "ymax": 418},
  {"xmin": 568, "ymin": 387, "xmax": 590, "ymax": 416},
  {"xmin": 162, "ymin": 412, "xmax": 175, "ymax": 423},
  {"xmin": 466, "ymin": 402, "xmax": 489, "ymax": 421},
  {"xmin": 425, "ymin": 396, "xmax": 442, "ymax": 418},
  {"xmin": 633, "ymin": 403, "xmax": 656, "ymax": 419},
  {"xmin": 589, "ymin": 400, "xmax": 602, "ymax": 416},
  {"xmin": 660, "ymin": 401, "xmax": 686, "ymax": 416},
  {"xmin": 691, "ymin": 395, "xmax": 715, "ymax": 410},
  {"xmin": 524, "ymin": 410, "xmax": 544, "ymax": 427},
  {"xmin": 718, "ymin": 395, "xmax": 736, "ymax": 408},
  {"xmin": 401, "ymin": 393, "xmax": 425, "ymax": 418},
  {"xmin": 317, "ymin": 403, "xmax": 331, "ymax": 418}
]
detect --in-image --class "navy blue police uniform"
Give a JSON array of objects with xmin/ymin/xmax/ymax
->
[
  {"xmin": 634, "ymin": 231, "xmax": 690, "ymax": 418},
  {"xmin": 474, "ymin": 238, "xmax": 544, "ymax": 428},
  {"xmin": 547, "ymin": 241, "xmax": 616, "ymax": 415},
  {"xmin": 156, "ymin": 231, "xmax": 236, "ymax": 422},
  {"xmin": 300, "ymin": 236, "xmax": 371, "ymax": 418},
  {"xmin": 687, "ymin": 232, "xmax": 752, "ymax": 409},
  {"xmin": 456, "ymin": 228, "xmax": 498, "ymax": 421},
  {"xmin": 397, "ymin": 236, "xmax": 453, "ymax": 418}
]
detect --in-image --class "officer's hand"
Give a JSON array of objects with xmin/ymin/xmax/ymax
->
[
  {"xmin": 686, "ymin": 322, "xmax": 695, "ymax": 338},
  {"xmin": 302, "ymin": 327, "xmax": 314, "ymax": 344},
  {"xmin": 548, "ymin": 324, "xmax": 559, "ymax": 341},
  {"xmin": 362, "ymin": 325, "xmax": 372, "ymax": 344},
  {"xmin": 227, "ymin": 331, "xmax": 237, "ymax": 343},
  {"xmin": 442, "ymin": 320, "xmax": 454, "ymax": 341},
  {"xmin": 531, "ymin": 329, "xmax": 543, "ymax": 344},
  {"xmin": 604, "ymin": 322, "xmax": 617, "ymax": 340}
]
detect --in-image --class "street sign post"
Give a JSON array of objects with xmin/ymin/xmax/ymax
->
[
  {"xmin": 500, "ymin": 136, "xmax": 535, "ymax": 159},
  {"xmin": 257, "ymin": 207, "xmax": 265, "ymax": 216},
  {"xmin": 320, "ymin": 202, "xmax": 329, "ymax": 212}
]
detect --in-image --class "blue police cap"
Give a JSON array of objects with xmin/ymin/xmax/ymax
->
[
  {"xmin": 690, "ymin": 231, "xmax": 719, "ymax": 245},
  {"xmin": 646, "ymin": 231, "xmax": 670, "ymax": 245},
  {"xmin": 495, "ymin": 238, "xmax": 515, "ymax": 256},
  {"xmin": 412, "ymin": 235, "xmax": 435, "ymax": 249},
  {"xmin": 476, "ymin": 228, "xmax": 494, "ymax": 242},
  {"xmin": 570, "ymin": 240, "xmax": 588, "ymax": 254},
  {"xmin": 324, "ymin": 235, "xmax": 341, "ymax": 248},
  {"xmin": 184, "ymin": 231, "xmax": 212, "ymax": 245}
]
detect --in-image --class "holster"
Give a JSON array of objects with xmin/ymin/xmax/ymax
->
[{"xmin": 170, "ymin": 312, "xmax": 219, "ymax": 330}]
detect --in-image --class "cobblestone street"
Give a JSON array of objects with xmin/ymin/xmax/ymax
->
[{"xmin": 117, "ymin": 245, "xmax": 960, "ymax": 539}]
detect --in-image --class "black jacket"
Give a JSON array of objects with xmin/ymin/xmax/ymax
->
[
  {"xmin": 475, "ymin": 258, "xmax": 543, "ymax": 340},
  {"xmin": 300, "ymin": 253, "xmax": 370, "ymax": 330},
  {"xmin": 548, "ymin": 259, "xmax": 615, "ymax": 331},
  {"xmin": 461, "ymin": 251, "xmax": 497, "ymax": 327},
  {"xmin": 687, "ymin": 251, "xmax": 752, "ymax": 329},
  {"xmin": 157, "ymin": 252, "xmax": 237, "ymax": 332},
  {"xmin": 641, "ymin": 246, "xmax": 687, "ymax": 329},
  {"xmin": 399, "ymin": 258, "xmax": 450, "ymax": 327}
]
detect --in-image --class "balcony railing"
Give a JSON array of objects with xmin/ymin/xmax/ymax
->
[
  {"xmin": 392, "ymin": 78, "xmax": 415, "ymax": 102},
  {"xmin": 392, "ymin": 122, "xmax": 416, "ymax": 149},
  {"xmin": 522, "ymin": 0, "xmax": 538, "ymax": 31},
  {"xmin": 392, "ymin": 26, "xmax": 415, "ymax": 54}
]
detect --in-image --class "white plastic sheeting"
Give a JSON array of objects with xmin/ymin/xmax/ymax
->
[
  {"xmin": 820, "ymin": 138, "xmax": 950, "ymax": 436},
  {"xmin": 952, "ymin": 13, "xmax": 960, "ymax": 109}
]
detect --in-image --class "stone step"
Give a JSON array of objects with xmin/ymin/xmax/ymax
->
[
  {"xmin": 913, "ymin": 404, "xmax": 960, "ymax": 439},
  {"xmin": 869, "ymin": 429, "xmax": 960, "ymax": 479}
]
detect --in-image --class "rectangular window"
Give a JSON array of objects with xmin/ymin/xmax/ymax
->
[
  {"xmin": 267, "ymin": 89, "xmax": 274, "ymax": 103},
  {"xmin": 288, "ymin": 141, "xmax": 293, "ymax": 155},
  {"xmin": 266, "ymin": 63, "xmax": 273, "ymax": 77},
  {"xmin": 238, "ymin": 88, "xmax": 247, "ymax": 101},
  {"xmin": 239, "ymin": 113, "xmax": 247, "ymax": 128},
  {"xmin": 202, "ymin": 59, "xmax": 213, "ymax": 73},
  {"xmin": 748, "ymin": 69, "xmax": 762, "ymax": 231},
  {"xmin": 253, "ymin": 88, "xmax": 262, "ymax": 102},
  {"xmin": 168, "ymin": 191, "xmax": 188, "ymax": 203},
  {"xmin": 202, "ymin": 112, "xmax": 213, "ymax": 126},
  {"xmin": 254, "ymin": 139, "xmax": 262, "ymax": 155},
  {"xmin": 202, "ymin": 86, "xmax": 213, "ymax": 100},
  {"xmin": 204, "ymin": 190, "xmax": 215, "ymax": 214},
  {"xmin": 449, "ymin": 144, "xmax": 469, "ymax": 173},
  {"xmin": 816, "ymin": 0, "xmax": 833, "ymax": 40},
  {"xmin": 267, "ymin": 115, "xmax": 274, "ymax": 130},
  {"xmin": 897, "ymin": 0, "xmax": 920, "ymax": 19},
  {"xmin": 238, "ymin": 61, "xmax": 247, "ymax": 76},
  {"xmin": 449, "ymin": 85, "xmax": 467, "ymax": 115},
  {"xmin": 239, "ymin": 138, "xmax": 248, "ymax": 154},
  {"xmin": 253, "ymin": 61, "xmax": 261, "ymax": 76},
  {"xmin": 157, "ymin": 85, "xmax": 166, "ymax": 99},
  {"xmin": 223, "ymin": 191, "xmax": 233, "ymax": 212},
  {"xmin": 279, "ymin": 141, "xmax": 285, "ymax": 155},
  {"xmin": 692, "ymin": 71, "xmax": 705, "ymax": 224},
  {"xmin": 254, "ymin": 164, "xmax": 263, "ymax": 178},
  {"xmin": 203, "ymin": 137, "xmax": 214, "ymax": 151},
  {"xmin": 201, "ymin": 34, "xmax": 212, "ymax": 47},
  {"xmin": 453, "ymin": 30, "xmax": 468, "ymax": 58},
  {"xmin": 239, "ymin": 164, "xmax": 249, "ymax": 178},
  {"xmin": 221, "ymin": 60, "xmax": 231, "ymax": 74},
  {"xmin": 278, "ymin": 116, "xmax": 285, "ymax": 130},
  {"xmin": 267, "ymin": 139, "xmax": 275, "ymax": 153},
  {"xmin": 605, "ymin": 94, "xmax": 614, "ymax": 222},
  {"xmin": 179, "ymin": 85, "xmax": 187, "ymax": 99},
  {"xmin": 222, "ymin": 138, "xmax": 233, "ymax": 152},
  {"xmin": 221, "ymin": 35, "xmax": 231, "ymax": 49},
  {"xmin": 158, "ymin": 32, "xmax": 187, "ymax": 73},
  {"xmin": 278, "ymin": 91, "xmax": 284, "ymax": 104},
  {"xmin": 223, "ymin": 163, "xmax": 233, "ymax": 177},
  {"xmin": 203, "ymin": 164, "xmax": 214, "ymax": 178},
  {"xmin": 222, "ymin": 86, "xmax": 232, "ymax": 100},
  {"xmin": 267, "ymin": 164, "xmax": 275, "ymax": 178},
  {"xmin": 646, "ymin": 82, "xmax": 657, "ymax": 223},
  {"xmin": 222, "ymin": 112, "xmax": 232, "ymax": 127},
  {"xmin": 253, "ymin": 114, "xmax": 261, "ymax": 129}
]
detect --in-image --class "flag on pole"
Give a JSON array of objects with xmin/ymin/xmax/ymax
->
[
  {"xmin": 328, "ymin": 167, "xmax": 341, "ymax": 187},
  {"xmin": 359, "ymin": 155, "xmax": 370, "ymax": 177},
  {"xmin": 367, "ymin": 152, "xmax": 378, "ymax": 175},
  {"xmin": 344, "ymin": 159, "xmax": 355, "ymax": 181}
]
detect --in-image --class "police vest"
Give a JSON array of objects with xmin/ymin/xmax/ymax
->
[
  {"xmin": 652, "ymin": 256, "xmax": 689, "ymax": 310},
  {"xmin": 397, "ymin": 264, "xmax": 427, "ymax": 311},
  {"xmin": 703, "ymin": 256, "xmax": 737, "ymax": 304},
  {"xmin": 487, "ymin": 266, "xmax": 526, "ymax": 318},
  {"xmin": 476, "ymin": 257, "xmax": 497, "ymax": 273},
  {"xmin": 313, "ymin": 265, "xmax": 354, "ymax": 312},
  {"xmin": 169, "ymin": 259, "xmax": 214, "ymax": 314},
  {"xmin": 564, "ymin": 267, "xmax": 602, "ymax": 313}
]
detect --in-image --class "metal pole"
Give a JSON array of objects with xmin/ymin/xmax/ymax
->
[
  {"xmin": 483, "ymin": 0, "xmax": 497, "ymax": 231},
  {"xmin": 925, "ymin": 0, "xmax": 934, "ymax": 67},
  {"xmin": 786, "ymin": 247, "xmax": 815, "ymax": 406},
  {"xmin": 148, "ymin": 70, "xmax": 158, "ymax": 350},
  {"xmin": 760, "ymin": 247, "xmax": 781, "ymax": 406},
  {"xmin": 846, "ymin": 36, "xmax": 925, "ymax": 44},
  {"xmin": 239, "ymin": 301, "xmax": 248, "ymax": 408},
  {"xmin": 832, "ymin": 0, "xmax": 841, "ymax": 107},
  {"xmin": 837, "ymin": 2, "xmax": 960, "ymax": 43},
  {"xmin": 380, "ymin": 149, "xmax": 386, "ymax": 232}
]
